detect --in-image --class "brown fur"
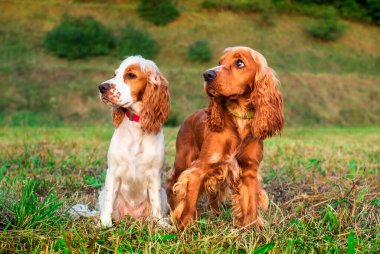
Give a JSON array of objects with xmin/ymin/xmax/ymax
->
[
  {"xmin": 104, "ymin": 63, "xmax": 170, "ymax": 133},
  {"xmin": 141, "ymin": 72, "xmax": 170, "ymax": 134},
  {"xmin": 112, "ymin": 107, "xmax": 125, "ymax": 128},
  {"xmin": 167, "ymin": 47, "xmax": 283, "ymax": 229}
]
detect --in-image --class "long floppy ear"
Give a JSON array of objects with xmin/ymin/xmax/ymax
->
[
  {"xmin": 112, "ymin": 107, "xmax": 125, "ymax": 128},
  {"xmin": 140, "ymin": 70, "xmax": 170, "ymax": 134},
  {"xmin": 206, "ymin": 97, "xmax": 224, "ymax": 132},
  {"xmin": 250, "ymin": 65, "xmax": 284, "ymax": 140}
]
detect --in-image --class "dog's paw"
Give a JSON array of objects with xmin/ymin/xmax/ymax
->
[
  {"xmin": 99, "ymin": 215, "xmax": 113, "ymax": 228},
  {"xmin": 157, "ymin": 218, "xmax": 172, "ymax": 229}
]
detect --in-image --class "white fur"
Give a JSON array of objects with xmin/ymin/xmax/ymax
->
[
  {"xmin": 98, "ymin": 57, "xmax": 168, "ymax": 227},
  {"xmin": 102, "ymin": 56, "xmax": 161, "ymax": 107}
]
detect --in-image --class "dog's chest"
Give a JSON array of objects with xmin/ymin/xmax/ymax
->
[{"xmin": 108, "ymin": 120, "xmax": 163, "ymax": 178}]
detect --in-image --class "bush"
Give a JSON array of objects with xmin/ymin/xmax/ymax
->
[
  {"xmin": 137, "ymin": 0, "xmax": 180, "ymax": 26},
  {"xmin": 44, "ymin": 15, "xmax": 115, "ymax": 59},
  {"xmin": 187, "ymin": 40, "xmax": 212, "ymax": 63},
  {"xmin": 304, "ymin": 7, "xmax": 346, "ymax": 41},
  {"xmin": 367, "ymin": 0, "xmax": 380, "ymax": 25},
  {"xmin": 116, "ymin": 23, "xmax": 159, "ymax": 59}
]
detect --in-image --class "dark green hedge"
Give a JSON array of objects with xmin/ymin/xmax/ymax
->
[
  {"xmin": 137, "ymin": 0, "xmax": 180, "ymax": 26},
  {"xmin": 44, "ymin": 15, "xmax": 115, "ymax": 59}
]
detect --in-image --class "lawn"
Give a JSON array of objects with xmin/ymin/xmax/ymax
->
[{"xmin": 0, "ymin": 126, "xmax": 379, "ymax": 253}]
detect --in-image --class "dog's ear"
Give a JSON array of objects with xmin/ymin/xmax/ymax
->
[
  {"xmin": 112, "ymin": 107, "xmax": 125, "ymax": 128},
  {"xmin": 250, "ymin": 68, "xmax": 284, "ymax": 140},
  {"xmin": 140, "ymin": 69, "xmax": 170, "ymax": 134},
  {"xmin": 249, "ymin": 51, "xmax": 284, "ymax": 140},
  {"xmin": 206, "ymin": 97, "xmax": 225, "ymax": 132}
]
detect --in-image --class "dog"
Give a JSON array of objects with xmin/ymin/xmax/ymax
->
[
  {"xmin": 97, "ymin": 56, "xmax": 170, "ymax": 227},
  {"xmin": 167, "ymin": 47, "xmax": 284, "ymax": 229}
]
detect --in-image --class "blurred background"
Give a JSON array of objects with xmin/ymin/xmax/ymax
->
[{"xmin": 0, "ymin": 0, "xmax": 379, "ymax": 127}]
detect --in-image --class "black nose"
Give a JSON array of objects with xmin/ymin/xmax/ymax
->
[
  {"xmin": 99, "ymin": 83, "xmax": 110, "ymax": 94},
  {"xmin": 203, "ymin": 70, "xmax": 217, "ymax": 82}
]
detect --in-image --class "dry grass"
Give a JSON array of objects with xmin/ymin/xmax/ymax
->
[{"xmin": 0, "ymin": 126, "xmax": 379, "ymax": 253}]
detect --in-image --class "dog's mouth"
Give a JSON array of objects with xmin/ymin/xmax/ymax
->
[
  {"xmin": 100, "ymin": 95, "xmax": 118, "ymax": 106},
  {"xmin": 101, "ymin": 95, "xmax": 132, "ymax": 108},
  {"xmin": 205, "ymin": 81, "xmax": 247, "ymax": 99}
]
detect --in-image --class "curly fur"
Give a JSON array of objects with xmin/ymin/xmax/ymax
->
[
  {"xmin": 206, "ymin": 97, "xmax": 225, "ymax": 132},
  {"xmin": 141, "ymin": 71, "xmax": 170, "ymax": 134},
  {"xmin": 112, "ymin": 107, "xmax": 125, "ymax": 128},
  {"xmin": 249, "ymin": 50, "xmax": 284, "ymax": 140}
]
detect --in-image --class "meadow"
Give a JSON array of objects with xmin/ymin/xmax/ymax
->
[
  {"xmin": 0, "ymin": 126, "xmax": 379, "ymax": 253},
  {"xmin": 0, "ymin": 0, "xmax": 379, "ymax": 126},
  {"xmin": 0, "ymin": 0, "xmax": 379, "ymax": 253}
]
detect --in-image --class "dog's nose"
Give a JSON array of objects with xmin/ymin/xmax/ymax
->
[
  {"xmin": 203, "ymin": 70, "xmax": 217, "ymax": 82},
  {"xmin": 99, "ymin": 83, "xmax": 110, "ymax": 94}
]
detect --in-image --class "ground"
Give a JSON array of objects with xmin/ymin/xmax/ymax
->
[{"xmin": 0, "ymin": 126, "xmax": 379, "ymax": 253}]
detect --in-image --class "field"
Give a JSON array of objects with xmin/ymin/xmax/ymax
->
[
  {"xmin": 0, "ymin": 126, "xmax": 379, "ymax": 253},
  {"xmin": 0, "ymin": 0, "xmax": 379, "ymax": 253}
]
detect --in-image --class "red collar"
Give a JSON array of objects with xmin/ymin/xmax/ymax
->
[{"xmin": 125, "ymin": 108, "xmax": 140, "ymax": 122}]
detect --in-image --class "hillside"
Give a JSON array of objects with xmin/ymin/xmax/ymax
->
[{"xmin": 0, "ymin": 0, "xmax": 379, "ymax": 126}]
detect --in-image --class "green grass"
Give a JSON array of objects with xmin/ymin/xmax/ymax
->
[
  {"xmin": 0, "ymin": 1, "xmax": 379, "ymax": 126},
  {"xmin": 0, "ymin": 126, "xmax": 379, "ymax": 252}
]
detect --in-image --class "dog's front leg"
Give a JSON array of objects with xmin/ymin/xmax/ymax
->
[
  {"xmin": 148, "ymin": 170, "xmax": 163, "ymax": 220},
  {"xmin": 100, "ymin": 168, "xmax": 120, "ymax": 227}
]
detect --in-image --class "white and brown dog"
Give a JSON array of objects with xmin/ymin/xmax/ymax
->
[{"xmin": 97, "ymin": 56, "xmax": 170, "ymax": 227}]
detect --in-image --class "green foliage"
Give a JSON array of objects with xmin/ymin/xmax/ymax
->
[
  {"xmin": 165, "ymin": 111, "xmax": 180, "ymax": 127},
  {"xmin": 137, "ymin": 0, "xmax": 179, "ymax": 26},
  {"xmin": 205, "ymin": 0, "xmax": 380, "ymax": 26},
  {"xmin": 347, "ymin": 231, "xmax": 356, "ymax": 254},
  {"xmin": 84, "ymin": 170, "xmax": 106, "ymax": 188},
  {"xmin": 0, "ymin": 179, "xmax": 65, "ymax": 229},
  {"xmin": 367, "ymin": 0, "xmax": 380, "ymax": 25},
  {"xmin": 305, "ymin": 7, "xmax": 346, "ymax": 41},
  {"xmin": 280, "ymin": 0, "xmax": 379, "ymax": 25},
  {"xmin": 252, "ymin": 242, "xmax": 275, "ymax": 253},
  {"xmin": 44, "ymin": 15, "xmax": 115, "ymax": 59},
  {"xmin": 117, "ymin": 23, "xmax": 159, "ymax": 59},
  {"xmin": 202, "ymin": 0, "xmax": 262, "ymax": 11},
  {"xmin": 187, "ymin": 40, "xmax": 212, "ymax": 63}
]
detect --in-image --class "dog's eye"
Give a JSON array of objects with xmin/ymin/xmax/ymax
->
[
  {"xmin": 218, "ymin": 61, "xmax": 221, "ymax": 66},
  {"xmin": 127, "ymin": 73, "xmax": 136, "ymax": 79},
  {"xmin": 236, "ymin": 60, "xmax": 245, "ymax": 68}
]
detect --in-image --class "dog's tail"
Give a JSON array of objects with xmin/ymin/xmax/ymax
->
[{"xmin": 68, "ymin": 204, "xmax": 99, "ymax": 218}]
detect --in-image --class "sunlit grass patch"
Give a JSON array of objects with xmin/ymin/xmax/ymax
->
[{"xmin": 0, "ymin": 126, "xmax": 379, "ymax": 252}]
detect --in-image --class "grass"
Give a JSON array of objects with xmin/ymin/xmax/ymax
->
[
  {"xmin": 0, "ymin": 1, "xmax": 379, "ymax": 251},
  {"xmin": 0, "ymin": 126, "xmax": 379, "ymax": 252},
  {"xmin": 0, "ymin": 1, "xmax": 379, "ymax": 126}
]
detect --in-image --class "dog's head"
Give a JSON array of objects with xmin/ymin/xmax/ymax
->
[
  {"xmin": 99, "ymin": 56, "xmax": 170, "ymax": 133},
  {"xmin": 204, "ymin": 47, "xmax": 284, "ymax": 139}
]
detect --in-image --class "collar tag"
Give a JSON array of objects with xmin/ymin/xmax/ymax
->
[{"xmin": 226, "ymin": 105, "xmax": 255, "ymax": 119}]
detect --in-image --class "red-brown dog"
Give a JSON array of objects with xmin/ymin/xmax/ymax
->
[{"xmin": 167, "ymin": 46, "xmax": 284, "ymax": 229}]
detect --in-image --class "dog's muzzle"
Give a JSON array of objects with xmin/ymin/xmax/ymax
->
[
  {"xmin": 203, "ymin": 70, "xmax": 217, "ymax": 82},
  {"xmin": 99, "ymin": 83, "xmax": 111, "ymax": 94}
]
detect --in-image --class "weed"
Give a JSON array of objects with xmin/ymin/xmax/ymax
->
[{"xmin": 0, "ymin": 179, "xmax": 66, "ymax": 230}]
